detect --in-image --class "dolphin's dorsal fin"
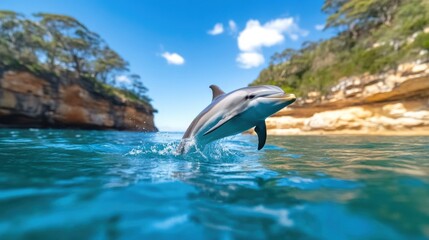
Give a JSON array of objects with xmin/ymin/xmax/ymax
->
[
  {"xmin": 209, "ymin": 85, "xmax": 225, "ymax": 101},
  {"xmin": 255, "ymin": 121, "xmax": 267, "ymax": 150}
]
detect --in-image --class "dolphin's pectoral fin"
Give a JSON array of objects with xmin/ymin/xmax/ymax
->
[
  {"xmin": 255, "ymin": 121, "xmax": 267, "ymax": 150},
  {"xmin": 203, "ymin": 114, "xmax": 236, "ymax": 136},
  {"xmin": 209, "ymin": 85, "xmax": 225, "ymax": 101}
]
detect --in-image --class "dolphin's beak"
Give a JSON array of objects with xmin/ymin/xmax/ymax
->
[
  {"xmin": 257, "ymin": 92, "xmax": 297, "ymax": 110},
  {"xmin": 264, "ymin": 93, "xmax": 296, "ymax": 105},
  {"xmin": 279, "ymin": 93, "xmax": 296, "ymax": 102}
]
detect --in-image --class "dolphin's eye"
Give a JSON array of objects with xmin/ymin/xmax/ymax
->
[{"xmin": 244, "ymin": 94, "xmax": 256, "ymax": 99}]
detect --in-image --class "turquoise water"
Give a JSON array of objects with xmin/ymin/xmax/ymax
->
[{"xmin": 0, "ymin": 129, "xmax": 428, "ymax": 239}]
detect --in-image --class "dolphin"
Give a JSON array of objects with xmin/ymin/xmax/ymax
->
[{"xmin": 177, "ymin": 85, "xmax": 296, "ymax": 154}]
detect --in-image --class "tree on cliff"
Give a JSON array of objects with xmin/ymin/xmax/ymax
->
[
  {"xmin": 252, "ymin": 0, "xmax": 429, "ymax": 97},
  {"xmin": 323, "ymin": 0, "xmax": 402, "ymax": 39},
  {"xmin": 0, "ymin": 11, "xmax": 45, "ymax": 66},
  {"xmin": 93, "ymin": 46, "xmax": 129, "ymax": 83},
  {"xmin": 0, "ymin": 10, "xmax": 150, "ymax": 104},
  {"xmin": 35, "ymin": 13, "xmax": 98, "ymax": 75}
]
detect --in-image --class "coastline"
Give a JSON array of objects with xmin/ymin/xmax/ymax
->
[
  {"xmin": 263, "ymin": 62, "xmax": 429, "ymax": 136},
  {"xmin": 266, "ymin": 128, "xmax": 429, "ymax": 136},
  {"xmin": 0, "ymin": 70, "xmax": 157, "ymax": 131}
]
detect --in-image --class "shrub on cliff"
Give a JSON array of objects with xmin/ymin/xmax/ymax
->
[{"xmin": 251, "ymin": 0, "xmax": 429, "ymax": 97}]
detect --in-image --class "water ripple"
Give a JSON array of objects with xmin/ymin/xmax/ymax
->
[{"xmin": 0, "ymin": 130, "xmax": 428, "ymax": 239}]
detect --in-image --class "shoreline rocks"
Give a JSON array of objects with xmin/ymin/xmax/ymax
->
[
  {"xmin": 0, "ymin": 70, "xmax": 157, "ymax": 131},
  {"xmin": 265, "ymin": 62, "xmax": 429, "ymax": 135}
]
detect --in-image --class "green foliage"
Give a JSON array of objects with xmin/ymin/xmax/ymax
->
[
  {"xmin": 252, "ymin": 0, "xmax": 429, "ymax": 98},
  {"xmin": 396, "ymin": 0, "xmax": 429, "ymax": 35},
  {"xmin": 323, "ymin": 0, "xmax": 402, "ymax": 39},
  {"xmin": 414, "ymin": 32, "xmax": 429, "ymax": 50},
  {"xmin": 0, "ymin": 10, "xmax": 151, "ymax": 105}
]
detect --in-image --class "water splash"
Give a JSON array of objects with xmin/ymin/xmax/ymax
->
[
  {"xmin": 127, "ymin": 141, "xmax": 180, "ymax": 157},
  {"xmin": 126, "ymin": 135, "xmax": 251, "ymax": 161}
]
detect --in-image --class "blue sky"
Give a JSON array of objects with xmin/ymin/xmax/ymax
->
[{"xmin": 1, "ymin": 0, "xmax": 333, "ymax": 131}]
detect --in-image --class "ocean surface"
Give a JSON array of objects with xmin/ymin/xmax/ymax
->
[{"xmin": 0, "ymin": 129, "xmax": 428, "ymax": 240}]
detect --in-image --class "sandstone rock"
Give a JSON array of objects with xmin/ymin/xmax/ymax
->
[
  {"xmin": 363, "ymin": 83, "xmax": 382, "ymax": 96},
  {"xmin": 265, "ymin": 61, "xmax": 429, "ymax": 135},
  {"xmin": 0, "ymin": 90, "xmax": 17, "ymax": 109},
  {"xmin": 382, "ymin": 103, "xmax": 407, "ymax": 117},
  {"xmin": 266, "ymin": 116, "xmax": 305, "ymax": 129},
  {"xmin": 1, "ymin": 72, "xmax": 47, "ymax": 96},
  {"xmin": 373, "ymin": 116, "xmax": 396, "ymax": 129},
  {"xmin": 384, "ymin": 75, "xmax": 401, "ymax": 88},
  {"xmin": 0, "ymin": 70, "xmax": 157, "ymax": 131},
  {"xmin": 304, "ymin": 98, "xmax": 316, "ymax": 104},
  {"xmin": 398, "ymin": 63, "xmax": 414, "ymax": 74},
  {"xmin": 397, "ymin": 118, "xmax": 423, "ymax": 127},
  {"xmin": 412, "ymin": 64, "xmax": 428, "ymax": 73},
  {"xmin": 345, "ymin": 88, "xmax": 361, "ymax": 98},
  {"xmin": 307, "ymin": 91, "xmax": 320, "ymax": 98},
  {"xmin": 403, "ymin": 111, "xmax": 429, "ymax": 120},
  {"xmin": 305, "ymin": 113, "xmax": 338, "ymax": 130}
]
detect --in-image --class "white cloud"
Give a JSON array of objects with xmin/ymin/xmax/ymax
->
[
  {"xmin": 208, "ymin": 23, "xmax": 224, "ymax": 35},
  {"xmin": 228, "ymin": 20, "xmax": 237, "ymax": 34},
  {"xmin": 116, "ymin": 75, "xmax": 131, "ymax": 84},
  {"xmin": 238, "ymin": 18, "xmax": 308, "ymax": 52},
  {"xmin": 236, "ymin": 52, "xmax": 265, "ymax": 69},
  {"xmin": 235, "ymin": 17, "xmax": 308, "ymax": 69},
  {"xmin": 315, "ymin": 24, "xmax": 325, "ymax": 31},
  {"xmin": 238, "ymin": 20, "xmax": 283, "ymax": 52},
  {"xmin": 161, "ymin": 52, "xmax": 185, "ymax": 65}
]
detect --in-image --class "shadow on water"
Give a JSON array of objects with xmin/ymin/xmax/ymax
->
[{"xmin": 0, "ymin": 130, "xmax": 428, "ymax": 239}]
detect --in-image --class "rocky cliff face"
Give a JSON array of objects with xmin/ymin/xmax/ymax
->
[
  {"xmin": 266, "ymin": 62, "xmax": 429, "ymax": 135},
  {"xmin": 0, "ymin": 70, "xmax": 157, "ymax": 131}
]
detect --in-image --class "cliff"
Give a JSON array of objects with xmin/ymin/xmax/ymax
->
[
  {"xmin": 0, "ymin": 69, "xmax": 157, "ymax": 131},
  {"xmin": 266, "ymin": 62, "xmax": 429, "ymax": 135}
]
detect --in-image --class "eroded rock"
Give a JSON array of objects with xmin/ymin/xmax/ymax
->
[
  {"xmin": 0, "ymin": 70, "xmax": 157, "ymax": 131},
  {"xmin": 265, "ymin": 62, "xmax": 429, "ymax": 135}
]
